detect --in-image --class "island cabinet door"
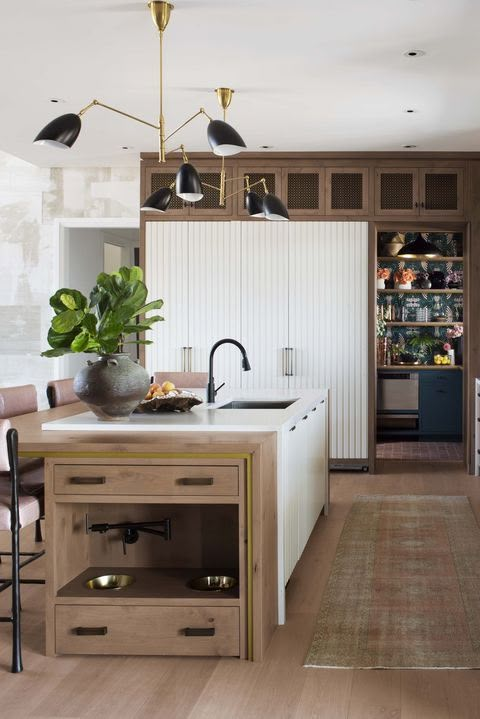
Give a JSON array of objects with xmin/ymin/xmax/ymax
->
[
  {"xmin": 188, "ymin": 222, "xmax": 242, "ymax": 389},
  {"xmin": 240, "ymin": 222, "xmax": 289, "ymax": 390},
  {"xmin": 145, "ymin": 222, "xmax": 190, "ymax": 375}
]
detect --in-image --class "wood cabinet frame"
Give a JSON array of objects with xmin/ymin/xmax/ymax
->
[
  {"xmin": 326, "ymin": 167, "xmax": 369, "ymax": 216},
  {"xmin": 374, "ymin": 167, "xmax": 420, "ymax": 216},
  {"xmin": 281, "ymin": 167, "xmax": 325, "ymax": 216},
  {"xmin": 420, "ymin": 167, "xmax": 464, "ymax": 217}
]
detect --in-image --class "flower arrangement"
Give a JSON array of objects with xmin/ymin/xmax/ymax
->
[
  {"xmin": 377, "ymin": 267, "xmax": 390, "ymax": 280},
  {"xmin": 446, "ymin": 269, "xmax": 463, "ymax": 288},
  {"xmin": 394, "ymin": 268, "xmax": 416, "ymax": 284},
  {"xmin": 446, "ymin": 325, "xmax": 463, "ymax": 339}
]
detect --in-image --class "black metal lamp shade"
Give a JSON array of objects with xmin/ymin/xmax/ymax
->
[
  {"xmin": 245, "ymin": 191, "xmax": 265, "ymax": 217},
  {"xmin": 263, "ymin": 193, "xmax": 290, "ymax": 221},
  {"xmin": 140, "ymin": 187, "xmax": 173, "ymax": 213},
  {"xmin": 176, "ymin": 163, "xmax": 203, "ymax": 202},
  {"xmin": 397, "ymin": 233, "xmax": 441, "ymax": 258},
  {"xmin": 207, "ymin": 119, "xmax": 246, "ymax": 157},
  {"xmin": 33, "ymin": 113, "xmax": 82, "ymax": 149}
]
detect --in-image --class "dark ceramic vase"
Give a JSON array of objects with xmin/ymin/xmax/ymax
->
[
  {"xmin": 453, "ymin": 337, "xmax": 463, "ymax": 365},
  {"xmin": 429, "ymin": 271, "xmax": 446, "ymax": 289},
  {"xmin": 73, "ymin": 353, "xmax": 150, "ymax": 421}
]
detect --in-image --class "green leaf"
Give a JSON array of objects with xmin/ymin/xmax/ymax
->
[
  {"xmin": 100, "ymin": 337, "xmax": 121, "ymax": 354},
  {"xmin": 70, "ymin": 329, "xmax": 90, "ymax": 352},
  {"xmin": 127, "ymin": 266, "xmax": 143, "ymax": 282},
  {"xmin": 82, "ymin": 313, "xmax": 97, "ymax": 334},
  {"xmin": 133, "ymin": 299, "xmax": 164, "ymax": 316},
  {"xmin": 50, "ymin": 288, "xmax": 88, "ymax": 315},
  {"xmin": 122, "ymin": 316, "xmax": 163, "ymax": 334},
  {"xmin": 41, "ymin": 347, "xmax": 70, "ymax": 357},
  {"xmin": 51, "ymin": 309, "xmax": 84, "ymax": 334},
  {"xmin": 46, "ymin": 326, "xmax": 79, "ymax": 350},
  {"xmin": 60, "ymin": 293, "xmax": 77, "ymax": 310},
  {"xmin": 123, "ymin": 339, "xmax": 153, "ymax": 345}
]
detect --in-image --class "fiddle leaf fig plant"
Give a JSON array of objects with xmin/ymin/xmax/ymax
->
[{"xmin": 41, "ymin": 266, "xmax": 164, "ymax": 357}]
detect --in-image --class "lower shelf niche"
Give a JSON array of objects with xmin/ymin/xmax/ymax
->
[{"xmin": 58, "ymin": 566, "xmax": 240, "ymax": 602}]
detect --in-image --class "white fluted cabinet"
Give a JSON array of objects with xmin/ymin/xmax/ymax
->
[{"xmin": 145, "ymin": 220, "xmax": 368, "ymax": 462}]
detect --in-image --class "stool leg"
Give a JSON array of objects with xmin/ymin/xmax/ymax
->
[
  {"xmin": 11, "ymin": 503, "xmax": 23, "ymax": 673},
  {"xmin": 35, "ymin": 519, "xmax": 42, "ymax": 543}
]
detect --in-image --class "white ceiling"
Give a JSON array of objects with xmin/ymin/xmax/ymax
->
[{"xmin": 1, "ymin": 0, "xmax": 479, "ymax": 167}]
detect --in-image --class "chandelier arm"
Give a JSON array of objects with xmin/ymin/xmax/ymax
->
[
  {"xmin": 77, "ymin": 99, "xmax": 160, "ymax": 130},
  {"xmin": 224, "ymin": 178, "xmax": 268, "ymax": 201},
  {"xmin": 163, "ymin": 108, "xmax": 213, "ymax": 143},
  {"xmin": 202, "ymin": 182, "xmax": 222, "ymax": 192}
]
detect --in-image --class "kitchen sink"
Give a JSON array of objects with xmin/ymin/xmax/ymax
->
[{"xmin": 217, "ymin": 400, "xmax": 298, "ymax": 410}]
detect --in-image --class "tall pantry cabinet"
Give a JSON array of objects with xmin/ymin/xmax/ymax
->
[{"xmin": 145, "ymin": 221, "xmax": 368, "ymax": 462}]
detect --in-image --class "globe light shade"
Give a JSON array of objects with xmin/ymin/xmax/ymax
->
[
  {"xmin": 263, "ymin": 193, "xmax": 290, "ymax": 221},
  {"xmin": 176, "ymin": 163, "xmax": 203, "ymax": 202},
  {"xmin": 397, "ymin": 233, "xmax": 441, "ymax": 258},
  {"xmin": 245, "ymin": 191, "xmax": 265, "ymax": 217},
  {"xmin": 207, "ymin": 119, "xmax": 246, "ymax": 156},
  {"xmin": 140, "ymin": 187, "xmax": 173, "ymax": 213},
  {"xmin": 33, "ymin": 113, "xmax": 82, "ymax": 149}
]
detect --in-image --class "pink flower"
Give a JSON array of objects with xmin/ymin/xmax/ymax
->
[{"xmin": 443, "ymin": 342, "xmax": 451, "ymax": 351}]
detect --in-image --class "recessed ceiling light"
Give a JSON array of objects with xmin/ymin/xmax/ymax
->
[
  {"xmin": 49, "ymin": 98, "xmax": 65, "ymax": 103},
  {"xmin": 403, "ymin": 144, "xmax": 417, "ymax": 148},
  {"xmin": 404, "ymin": 108, "xmax": 417, "ymax": 113},
  {"xmin": 260, "ymin": 145, "xmax": 273, "ymax": 149},
  {"xmin": 403, "ymin": 50, "xmax": 426, "ymax": 57},
  {"xmin": 121, "ymin": 146, "xmax": 133, "ymax": 150}
]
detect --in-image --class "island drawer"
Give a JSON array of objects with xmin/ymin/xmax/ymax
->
[
  {"xmin": 55, "ymin": 605, "xmax": 240, "ymax": 656},
  {"xmin": 53, "ymin": 464, "xmax": 239, "ymax": 496}
]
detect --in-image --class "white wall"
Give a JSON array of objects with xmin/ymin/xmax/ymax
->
[{"xmin": 0, "ymin": 150, "xmax": 139, "ymax": 407}]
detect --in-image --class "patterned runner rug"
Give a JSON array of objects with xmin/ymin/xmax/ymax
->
[{"xmin": 305, "ymin": 495, "xmax": 480, "ymax": 668}]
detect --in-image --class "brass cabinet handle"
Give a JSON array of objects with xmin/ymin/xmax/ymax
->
[
  {"xmin": 183, "ymin": 627, "xmax": 215, "ymax": 637},
  {"xmin": 70, "ymin": 476, "xmax": 106, "ymax": 485},
  {"xmin": 177, "ymin": 477, "xmax": 214, "ymax": 486},
  {"xmin": 75, "ymin": 626, "xmax": 108, "ymax": 636}
]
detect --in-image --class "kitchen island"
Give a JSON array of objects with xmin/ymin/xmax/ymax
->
[{"xmin": 15, "ymin": 389, "xmax": 329, "ymax": 661}]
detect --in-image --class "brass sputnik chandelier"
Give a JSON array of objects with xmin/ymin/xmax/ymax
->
[{"xmin": 33, "ymin": 1, "xmax": 289, "ymax": 221}]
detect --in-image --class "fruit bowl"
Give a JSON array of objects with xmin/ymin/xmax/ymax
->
[{"xmin": 135, "ymin": 390, "xmax": 203, "ymax": 413}]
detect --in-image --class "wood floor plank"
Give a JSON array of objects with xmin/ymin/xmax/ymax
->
[
  {"xmin": 347, "ymin": 670, "xmax": 402, "ymax": 719},
  {"xmin": 294, "ymin": 668, "xmax": 353, "ymax": 719},
  {"xmin": 400, "ymin": 670, "xmax": 451, "ymax": 719}
]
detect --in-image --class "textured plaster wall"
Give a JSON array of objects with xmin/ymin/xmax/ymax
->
[{"xmin": 0, "ymin": 150, "xmax": 139, "ymax": 407}]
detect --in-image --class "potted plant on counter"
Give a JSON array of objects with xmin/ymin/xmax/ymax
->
[{"xmin": 42, "ymin": 266, "xmax": 164, "ymax": 421}]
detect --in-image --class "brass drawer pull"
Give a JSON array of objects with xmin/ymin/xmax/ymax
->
[
  {"xmin": 70, "ymin": 476, "xmax": 106, "ymax": 485},
  {"xmin": 183, "ymin": 627, "xmax": 215, "ymax": 637},
  {"xmin": 177, "ymin": 477, "xmax": 214, "ymax": 486},
  {"xmin": 74, "ymin": 626, "xmax": 108, "ymax": 636}
]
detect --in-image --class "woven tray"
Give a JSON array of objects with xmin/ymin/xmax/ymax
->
[{"xmin": 135, "ymin": 392, "xmax": 203, "ymax": 413}]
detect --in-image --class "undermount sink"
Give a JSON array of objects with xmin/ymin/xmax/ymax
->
[{"xmin": 217, "ymin": 400, "xmax": 298, "ymax": 410}]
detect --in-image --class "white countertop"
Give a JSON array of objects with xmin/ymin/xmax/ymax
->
[{"xmin": 41, "ymin": 389, "xmax": 328, "ymax": 433}]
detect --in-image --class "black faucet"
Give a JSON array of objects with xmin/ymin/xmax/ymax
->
[{"xmin": 207, "ymin": 338, "xmax": 251, "ymax": 403}]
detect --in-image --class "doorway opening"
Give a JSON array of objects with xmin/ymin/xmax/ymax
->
[
  {"xmin": 375, "ymin": 227, "xmax": 466, "ymax": 465},
  {"xmin": 58, "ymin": 221, "xmax": 139, "ymax": 380}
]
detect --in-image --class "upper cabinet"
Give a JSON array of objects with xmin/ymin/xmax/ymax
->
[
  {"xmin": 375, "ymin": 167, "xmax": 464, "ymax": 216},
  {"xmin": 282, "ymin": 168, "xmax": 325, "ymax": 216},
  {"xmin": 325, "ymin": 167, "xmax": 369, "ymax": 215},
  {"xmin": 140, "ymin": 156, "xmax": 467, "ymax": 221}
]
